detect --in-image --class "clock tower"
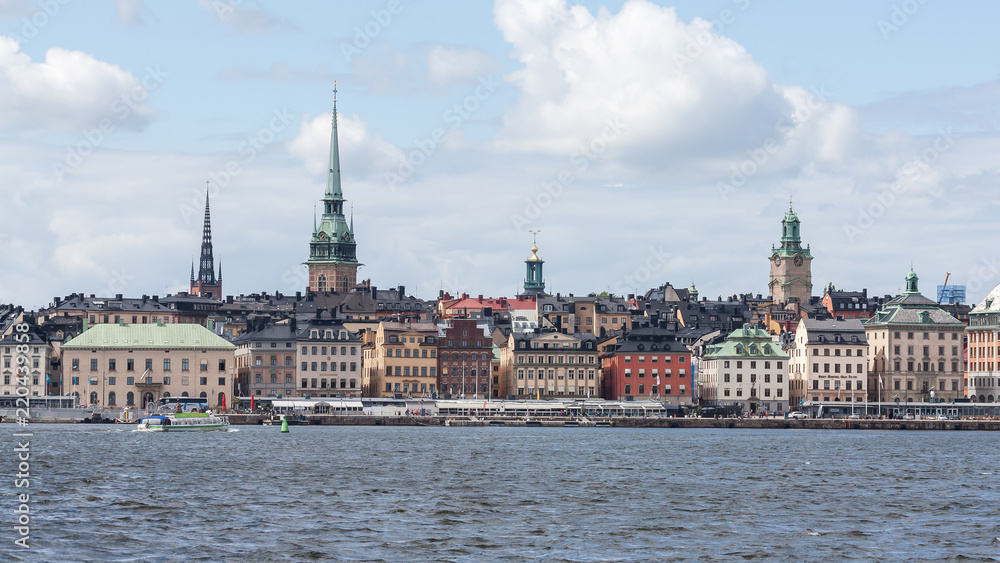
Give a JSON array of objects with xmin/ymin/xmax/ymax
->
[
  {"xmin": 305, "ymin": 84, "xmax": 361, "ymax": 293},
  {"xmin": 768, "ymin": 201, "xmax": 813, "ymax": 305}
]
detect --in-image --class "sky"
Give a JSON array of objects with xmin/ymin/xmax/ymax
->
[{"xmin": 1, "ymin": 0, "xmax": 1000, "ymax": 310}]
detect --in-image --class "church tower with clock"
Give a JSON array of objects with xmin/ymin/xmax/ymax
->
[
  {"xmin": 768, "ymin": 201, "xmax": 813, "ymax": 305},
  {"xmin": 305, "ymin": 84, "xmax": 361, "ymax": 293}
]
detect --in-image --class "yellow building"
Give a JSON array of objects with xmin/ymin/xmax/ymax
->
[
  {"xmin": 362, "ymin": 321, "xmax": 438, "ymax": 397},
  {"xmin": 62, "ymin": 321, "xmax": 235, "ymax": 409}
]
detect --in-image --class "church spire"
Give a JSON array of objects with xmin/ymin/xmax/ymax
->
[
  {"xmin": 190, "ymin": 181, "xmax": 222, "ymax": 299},
  {"xmin": 325, "ymin": 81, "xmax": 342, "ymax": 200}
]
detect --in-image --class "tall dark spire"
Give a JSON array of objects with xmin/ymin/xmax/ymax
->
[{"xmin": 198, "ymin": 185, "xmax": 217, "ymax": 285}]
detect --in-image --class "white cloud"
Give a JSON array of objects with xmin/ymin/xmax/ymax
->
[
  {"xmin": 197, "ymin": 0, "xmax": 297, "ymax": 35},
  {"xmin": 0, "ymin": 0, "xmax": 34, "ymax": 20},
  {"xmin": 427, "ymin": 45, "xmax": 500, "ymax": 86},
  {"xmin": 287, "ymin": 110, "xmax": 405, "ymax": 180},
  {"xmin": 490, "ymin": 0, "xmax": 860, "ymax": 180},
  {"xmin": 117, "ymin": 0, "xmax": 155, "ymax": 27},
  {"xmin": 0, "ymin": 36, "xmax": 156, "ymax": 134}
]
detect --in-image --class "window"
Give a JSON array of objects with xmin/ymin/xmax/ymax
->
[
  {"xmin": 90, "ymin": 359, "xmax": 98, "ymax": 371},
  {"xmin": 219, "ymin": 377, "xmax": 226, "ymax": 385},
  {"xmin": 163, "ymin": 359, "xmax": 171, "ymax": 371},
  {"xmin": 108, "ymin": 377, "xmax": 116, "ymax": 385},
  {"xmin": 219, "ymin": 359, "xmax": 226, "ymax": 371},
  {"xmin": 182, "ymin": 359, "xmax": 189, "ymax": 371},
  {"xmin": 126, "ymin": 377, "xmax": 134, "ymax": 385},
  {"xmin": 72, "ymin": 359, "xmax": 79, "ymax": 371}
]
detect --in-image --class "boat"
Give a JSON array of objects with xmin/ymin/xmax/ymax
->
[{"xmin": 136, "ymin": 410, "xmax": 229, "ymax": 432}]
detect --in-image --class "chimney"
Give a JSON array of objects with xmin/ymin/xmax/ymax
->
[
  {"xmin": 227, "ymin": 296, "xmax": 234, "ymax": 304},
  {"xmin": 398, "ymin": 285, "xmax": 405, "ymax": 297},
  {"xmin": 152, "ymin": 295, "xmax": 159, "ymax": 302},
  {"xmin": 296, "ymin": 291, "xmax": 302, "ymax": 300}
]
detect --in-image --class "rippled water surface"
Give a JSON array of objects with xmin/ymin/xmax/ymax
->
[{"xmin": 1, "ymin": 425, "xmax": 999, "ymax": 562}]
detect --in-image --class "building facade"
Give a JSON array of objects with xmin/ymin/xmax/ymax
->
[
  {"xmin": 437, "ymin": 318, "xmax": 492, "ymax": 399},
  {"xmin": 361, "ymin": 321, "xmax": 438, "ymax": 398},
  {"xmin": 786, "ymin": 318, "xmax": 868, "ymax": 405},
  {"xmin": 297, "ymin": 316, "xmax": 362, "ymax": 397},
  {"xmin": 233, "ymin": 323, "xmax": 298, "ymax": 398},
  {"xmin": 1, "ymin": 329, "xmax": 52, "ymax": 397},
  {"xmin": 700, "ymin": 324, "xmax": 789, "ymax": 413},
  {"xmin": 62, "ymin": 322, "xmax": 234, "ymax": 408},
  {"xmin": 601, "ymin": 327, "xmax": 691, "ymax": 405},
  {"xmin": 865, "ymin": 270, "xmax": 966, "ymax": 403},
  {"xmin": 966, "ymin": 281, "xmax": 1000, "ymax": 402},
  {"xmin": 306, "ymin": 88, "xmax": 361, "ymax": 293},
  {"xmin": 768, "ymin": 203, "xmax": 813, "ymax": 305},
  {"xmin": 502, "ymin": 331, "xmax": 599, "ymax": 399}
]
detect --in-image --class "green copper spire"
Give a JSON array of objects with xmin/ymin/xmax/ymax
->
[
  {"xmin": 326, "ymin": 82, "xmax": 342, "ymax": 200},
  {"xmin": 904, "ymin": 268, "xmax": 920, "ymax": 295},
  {"xmin": 306, "ymin": 82, "xmax": 360, "ymax": 271}
]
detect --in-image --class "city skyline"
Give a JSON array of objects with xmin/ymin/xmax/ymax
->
[{"xmin": 2, "ymin": 1, "xmax": 999, "ymax": 309}]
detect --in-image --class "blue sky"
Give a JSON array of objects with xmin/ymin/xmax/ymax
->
[{"xmin": 1, "ymin": 0, "xmax": 1000, "ymax": 309}]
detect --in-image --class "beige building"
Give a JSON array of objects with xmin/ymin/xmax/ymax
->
[
  {"xmin": 1, "ymin": 331, "xmax": 51, "ymax": 397},
  {"xmin": 362, "ymin": 321, "xmax": 438, "ymax": 398},
  {"xmin": 865, "ymin": 270, "xmax": 965, "ymax": 403},
  {"xmin": 786, "ymin": 319, "xmax": 868, "ymax": 404},
  {"xmin": 500, "ymin": 330, "xmax": 600, "ymax": 399},
  {"xmin": 62, "ymin": 321, "xmax": 235, "ymax": 409}
]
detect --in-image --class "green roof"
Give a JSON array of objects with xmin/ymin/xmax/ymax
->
[
  {"xmin": 63, "ymin": 322, "xmax": 235, "ymax": 350},
  {"xmin": 703, "ymin": 325, "xmax": 788, "ymax": 359}
]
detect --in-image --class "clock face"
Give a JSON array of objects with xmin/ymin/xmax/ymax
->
[
  {"xmin": 772, "ymin": 255, "xmax": 781, "ymax": 266},
  {"xmin": 794, "ymin": 254, "xmax": 804, "ymax": 267},
  {"xmin": 318, "ymin": 232, "xmax": 327, "ymax": 240}
]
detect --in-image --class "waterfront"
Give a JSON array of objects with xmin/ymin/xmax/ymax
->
[{"xmin": 2, "ymin": 425, "xmax": 999, "ymax": 561}]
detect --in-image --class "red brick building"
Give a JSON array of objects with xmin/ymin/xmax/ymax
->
[
  {"xmin": 437, "ymin": 318, "xmax": 492, "ymax": 398},
  {"xmin": 602, "ymin": 328, "xmax": 692, "ymax": 405}
]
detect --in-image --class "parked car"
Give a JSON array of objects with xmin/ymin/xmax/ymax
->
[{"xmin": 787, "ymin": 411, "xmax": 808, "ymax": 419}]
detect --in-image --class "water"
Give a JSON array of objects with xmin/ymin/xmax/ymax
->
[{"xmin": 1, "ymin": 425, "xmax": 999, "ymax": 562}]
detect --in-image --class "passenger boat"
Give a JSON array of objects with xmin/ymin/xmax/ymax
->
[{"xmin": 136, "ymin": 410, "xmax": 229, "ymax": 432}]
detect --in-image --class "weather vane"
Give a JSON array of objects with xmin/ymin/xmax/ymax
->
[{"xmin": 529, "ymin": 229, "xmax": 540, "ymax": 244}]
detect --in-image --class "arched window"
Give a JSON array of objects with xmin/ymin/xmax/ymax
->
[
  {"xmin": 90, "ymin": 391, "xmax": 98, "ymax": 405},
  {"xmin": 318, "ymin": 275, "xmax": 327, "ymax": 292},
  {"xmin": 199, "ymin": 391, "xmax": 208, "ymax": 398},
  {"xmin": 126, "ymin": 392, "xmax": 135, "ymax": 406},
  {"xmin": 143, "ymin": 392, "xmax": 154, "ymax": 408},
  {"xmin": 107, "ymin": 392, "xmax": 116, "ymax": 406},
  {"xmin": 218, "ymin": 392, "xmax": 225, "ymax": 408},
  {"xmin": 181, "ymin": 391, "xmax": 189, "ymax": 397},
  {"xmin": 162, "ymin": 392, "xmax": 171, "ymax": 398}
]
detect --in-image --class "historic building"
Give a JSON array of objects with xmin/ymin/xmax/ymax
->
[
  {"xmin": 501, "ymin": 330, "xmax": 600, "ymax": 399},
  {"xmin": 865, "ymin": 270, "xmax": 965, "ymax": 403},
  {"xmin": 306, "ymin": 87, "xmax": 361, "ymax": 293},
  {"xmin": 768, "ymin": 202, "xmax": 813, "ymax": 305},
  {"xmin": 700, "ymin": 324, "xmax": 789, "ymax": 413},
  {"xmin": 62, "ymin": 322, "xmax": 234, "ymax": 409},
  {"xmin": 601, "ymin": 327, "xmax": 691, "ymax": 404},
  {"xmin": 296, "ymin": 313, "xmax": 362, "ymax": 397},
  {"xmin": 820, "ymin": 289, "xmax": 871, "ymax": 321},
  {"xmin": 0, "ymin": 328, "xmax": 52, "ymax": 397},
  {"xmin": 786, "ymin": 318, "xmax": 868, "ymax": 404},
  {"xmin": 233, "ymin": 322, "xmax": 298, "ymax": 398},
  {"xmin": 437, "ymin": 318, "xmax": 493, "ymax": 399},
  {"xmin": 863, "ymin": 270, "xmax": 965, "ymax": 403},
  {"xmin": 361, "ymin": 321, "xmax": 438, "ymax": 398},
  {"xmin": 190, "ymin": 189, "xmax": 223, "ymax": 299},
  {"xmin": 966, "ymin": 280, "xmax": 1000, "ymax": 402}
]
